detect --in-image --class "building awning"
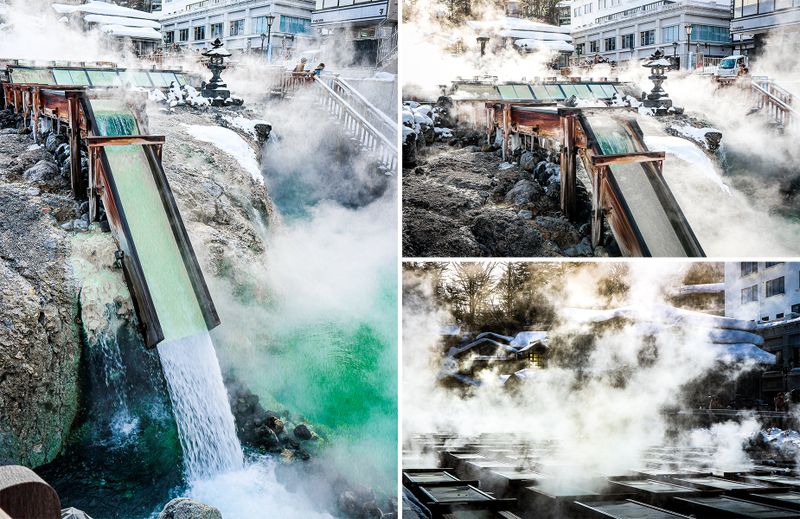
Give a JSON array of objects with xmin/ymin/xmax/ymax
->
[{"xmin": 514, "ymin": 39, "xmax": 575, "ymax": 53}]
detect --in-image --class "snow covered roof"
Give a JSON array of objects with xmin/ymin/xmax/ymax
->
[
  {"xmin": 84, "ymin": 14, "xmax": 161, "ymax": 29},
  {"xmin": 53, "ymin": 1, "xmax": 159, "ymax": 21},
  {"xmin": 715, "ymin": 343, "xmax": 776, "ymax": 364},
  {"xmin": 510, "ymin": 331, "xmax": 548, "ymax": 348},
  {"xmin": 514, "ymin": 39, "xmax": 575, "ymax": 53},
  {"xmin": 440, "ymin": 324, "xmax": 462, "ymax": 336},
  {"xmin": 675, "ymin": 283, "xmax": 725, "ymax": 295},
  {"xmin": 100, "ymin": 24, "xmax": 162, "ymax": 41},
  {"xmin": 562, "ymin": 304, "xmax": 757, "ymax": 331},
  {"xmin": 499, "ymin": 29, "xmax": 572, "ymax": 41},
  {"xmin": 466, "ymin": 17, "xmax": 570, "ymax": 35}
]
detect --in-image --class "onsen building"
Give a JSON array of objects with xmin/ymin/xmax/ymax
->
[
  {"xmin": 52, "ymin": 1, "xmax": 163, "ymax": 55},
  {"xmin": 465, "ymin": 17, "xmax": 575, "ymax": 69},
  {"xmin": 725, "ymin": 261, "xmax": 800, "ymax": 397}
]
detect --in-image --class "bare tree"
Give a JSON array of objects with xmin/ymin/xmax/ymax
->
[{"xmin": 447, "ymin": 262, "xmax": 496, "ymax": 326}]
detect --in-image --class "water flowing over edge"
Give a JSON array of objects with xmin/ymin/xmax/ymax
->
[{"xmin": 157, "ymin": 332, "xmax": 244, "ymax": 481}]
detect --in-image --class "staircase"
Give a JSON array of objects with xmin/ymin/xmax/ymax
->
[
  {"xmin": 312, "ymin": 75, "xmax": 397, "ymax": 172},
  {"xmin": 751, "ymin": 76, "xmax": 798, "ymax": 132}
]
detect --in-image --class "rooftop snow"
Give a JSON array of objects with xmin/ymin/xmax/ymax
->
[
  {"xmin": 466, "ymin": 17, "xmax": 569, "ymax": 35},
  {"xmin": 514, "ymin": 38, "xmax": 575, "ymax": 52},
  {"xmin": 499, "ymin": 30, "xmax": 572, "ymax": 42},
  {"xmin": 99, "ymin": 25, "xmax": 162, "ymax": 40},
  {"xmin": 53, "ymin": 1, "xmax": 160, "ymax": 21},
  {"xmin": 84, "ymin": 14, "xmax": 161, "ymax": 29}
]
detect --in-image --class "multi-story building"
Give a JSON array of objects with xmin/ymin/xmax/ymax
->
[
  {"xmin": 159, "ymin": 0, "xmax": 315, "ymax": 56},
  {"xmin": 569, "ymin": 0, "xmax": 732, "ymax": 67},
  {"xmin": 725, "ymin": 262, "xmax": 800, "ymax": 374},
  {"xmin": 310, "ymin": 0, "xmax": 398, "ymax": 67},
  {"xmin": 730, "ymin": 0, "xmax": 800, "ymax": 54},
  {"xmin": 557, "ymin": 0, "xmax": 573, "ymax": 25}
]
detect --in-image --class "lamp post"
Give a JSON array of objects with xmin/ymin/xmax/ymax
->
[
  {"xmin": 685, "ymin": 24, "xmax": 693, "ymax": 70},
  {"xmin": 260, "ymin": 32, "xmax": 266, "ymax": 56},
  {"xmin": 477, "ymin": 34, "xmax": 489, "ymax": 57},
  {"xmin": 265, "ymin": 14, "xmax": 275, "ymax": 64}
]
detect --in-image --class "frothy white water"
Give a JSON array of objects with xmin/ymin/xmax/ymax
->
[
  {"xmin": 157, "ymin": 332, "xmax": 244, "ymax": 481},
  {"xmin": 188, "ymin": 460, "xmax": 335, "ymax": 519}
]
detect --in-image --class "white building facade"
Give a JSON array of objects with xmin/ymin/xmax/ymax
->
[
  {"xmin": 569, "ymin": 0, "xmax": 732, "ymax": 66},
  {"xmin": 724, "ymin": 262, "xmax": 800, "ymax": 322},
  {"xmin": 311, "ymin": 0, "xmax": 397, "ymax": 66},
  {"xmin": 730, "ymin": 0, "xmax": 800, "ymax": 54},
  {"xmin": 159, "ymin": 0, "xmax": 315, "ymax": 56}
]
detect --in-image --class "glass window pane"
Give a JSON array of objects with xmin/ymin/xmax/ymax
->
[
  {"xmin": 148, "ymin": 71, "xmax": 168, "ymax": 87},
  {"xmin": 130, "ymin": 71, "xmax": 154, "ymax": 87},
  {"xmin": 175, "ymin": 73, "xmax": 187, "ymax": 86},
  {"xmin": 531, "ymin": 85, "xmax": 549, "ymax": 99},
  {"xmin": 497, "ymin": 85, "xmax": 516, "ymax": 99},
  {"xmin": 560, "ymin": 84, "xmax": 579, "ymax": 97},
  {"xmin": 513, "ymin": 85, "xmax": 534, "ymax": 99},
  {"xmin": 53, "ymin": 69, "xmax": 73, "ymax": 85},
  {"xmin": 544, "ymin": 84, "xmax": 565, "ymax": 99},
  {"xmin": 602, "ymin": 84, "xmax": 618, "ymax": 97},
  {"xmin": 573, "ymin": 84, "xmax": 592, "ymax": 98}
]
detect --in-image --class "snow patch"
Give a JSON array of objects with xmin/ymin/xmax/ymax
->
[{"xmin": 183, "ymin": 124, "xmax": 263, "ymax": 185}]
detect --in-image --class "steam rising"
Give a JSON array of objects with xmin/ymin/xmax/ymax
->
[{"xmin": 403, "ymin": 262, "xmax": 764, "ymax": 476}]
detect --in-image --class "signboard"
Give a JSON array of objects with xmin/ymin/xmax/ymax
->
[{"xmin": 312, "ymin": 1, "xmax": 388, "ymax": 25}]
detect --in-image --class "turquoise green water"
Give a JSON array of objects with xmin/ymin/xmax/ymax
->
[
  {"xmin": 230, "ymin": 264, "xmax": 398, "ymax": 491},
  {"xmin": 92, "ymin": 99, "xmax": 207, "ymax": 341}
]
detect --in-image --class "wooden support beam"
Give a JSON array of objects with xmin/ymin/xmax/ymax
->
[
  {"xmin": 560, "ymin": 113, "xmax": 577, "ymax": 222},
  {"xmin": 67, "ymin": 95, "xmax": 85, "ymax": 200},
  {"xmin": 591, "ymin": 151, "xmax": 666, "ymax": 167},
  {"xmin": 502, "ymin": 103, "xmax": 510, "ymax": 161},
  {"xmin": 85, "ymin": 135, "xmax": 166, "ymax": 147}
]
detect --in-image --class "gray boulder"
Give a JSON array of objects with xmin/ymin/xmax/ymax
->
[
  {"xmin": 24, "ymin": 160, "xmax": 59, "ymax": 184},
  {"xmin": 504, "ymin": 179, "xmax": 543, "ymax": 206},
  {"xmin": 533, "ymin": 216, "xmax": 580, "ymax": 249},
  {"xmin": 158, "ymin": 498, "xmax": 222, "ymax": 519}
]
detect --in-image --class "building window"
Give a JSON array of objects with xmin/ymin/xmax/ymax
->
[
  {"xmin": 230, "ymin": 19, "xmax": 245, "ymax": 36},
  {"xmin": 792, "ymin": 304, "xmax": 800, "ymax": 315},
  {"xmin": 528, "ymin": 351, "xmax": 544, "ymax": 368},
  {"xmin": 604, "ymin": 37, "xmax": 616, "ymax": 51},
  {"xmin": 766, "ymin": 261, "xmax": 783, "ymax": 268},
  {"xmin": 743, "ymin": 0, "xmax": 757, "ymax": 16},
  {"xmin": 178, "ymin": 28, "xmax": 189, "ymax": 42},
  {"xmin": 193, "ymin": 25, "xmax": 205, "ymax": 40},
  {"xmin": 621, "ymin": 34, "xmax": 634, "ymax": 49},
  {"xmin": 210, "ymin": 22, "xmax": 223, "ymax": 38},
  {"xmin": 640, "ymin": 29, "xmax": 655, "ymax": 46},
  {"xmin": 279, "ymin": 15, "xmax": 311, "ymax": 34},
  {"xmin": 692, "ymin": 25, "xmax": 731, "ymax": 42},
  {"xmin": 777, "ymin": 313, "xmax": 785, "ymax": 319},
  {"xmin": 662, "ymin": 25, "xmax": 678, "ymax": 43},
  {"xmin": 599, "ymin": 0, "xmax": 607, "ymax": 8},
  {"xmin": 741, "ymin": 262, "xmax": 758, "ymax": 276},
  {"xmin": 762, "ymin": 316, "xmax": 770, "ymax": 321},
  {"xmin": 741, "ymin": 285, "xmax": 758, "ymax": 304},
  {"xmin": 164, "ymin": 31, "xmax": 174, "ymax": 44},
  {"xmin": 584, "ymin": 3, "xmax": 592, "ymax": 13},
  {"xmin": 590, "ymin": 40, "xmax": 599, "ymax": 52},
  {"xmin": 776, "ymin": 0, "xmax": 792, "ymax": 9},
  {"xmin": 576, "ymin": 43, "xmax": 585, "ymax": 55},
  {"xmin": 253, "ymin": 16, "xmax": 269, "ymax": 34},
  {"xmin": 766, "ymin": 277, "xmax": 785, "ymax": 298}
]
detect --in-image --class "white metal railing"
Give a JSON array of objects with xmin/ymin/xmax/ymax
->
[
  {"xmin": 322, "ymin": 75, "xmax": 397, "ymax": 144},
  {"xmin": 376, "ymin": 26, "xmax": 398, "ymax": 69},
  {"xmin": 751, "ymin": 76, "xmax": 798, "ymax": 132},
  {"xmin": 313, "ymin": 76, "xmax": 397, "ymax": 172}
]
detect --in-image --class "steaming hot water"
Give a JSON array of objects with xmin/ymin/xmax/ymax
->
[{"xmin": 157, "ymin": 333, "xmax": 244, "ymax": 480}]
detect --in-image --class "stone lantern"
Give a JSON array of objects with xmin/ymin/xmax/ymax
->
[
  {"xmin": 200, "ymin": 38, "xmax": 242, "ymax": 106},
  {"xmin": 642, "ymin": 48, "xmax": 681, "ymax": 115}
]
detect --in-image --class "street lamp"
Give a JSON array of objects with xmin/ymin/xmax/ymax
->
[
  {"xmin": 477, "ymin": 34, "xmax": 489, "ymax": 57},
  {"xmin": 265, "ymin": 14, "xmax": 275, "ymax": 64},
  {"xmin": 260, "ymin": 32, "xmax": 266, "ymax": 56},
  {"xmin": 685, "ymin": 24, "xmax": 693, "ymax": 70}
]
